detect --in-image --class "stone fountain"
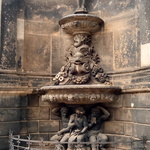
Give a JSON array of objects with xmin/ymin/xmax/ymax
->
[{"xmin": 40, "ymin": 1, "xmax": 121, "ymax": 150}]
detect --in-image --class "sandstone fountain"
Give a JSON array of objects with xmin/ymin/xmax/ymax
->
[{"xmin": 40, "ymin": 1, "xmax": 121, "ymax": 150}]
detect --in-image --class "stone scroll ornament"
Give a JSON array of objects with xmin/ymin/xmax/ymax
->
[{"xmin": 53, "ymin": 33, "xmax": 111, "ymax": 85}]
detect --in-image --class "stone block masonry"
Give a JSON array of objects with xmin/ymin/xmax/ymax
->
[
  {"xmin": 102, "ymin": 92, "xmax": 150, "ymax": 149},
  {"xmin": 0, "ymin": 95, "xmax": 21, "ymax": 149}
]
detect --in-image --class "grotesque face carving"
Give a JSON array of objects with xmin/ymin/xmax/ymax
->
[
  {"xmin": 53, "ymin": 33, "xmax": 109, "ymax": 85},
  {"xmin": 69, "ymin": 45, "xmax": 92, "ymax": 75},
  {"xmin": 72, "ymin": 45, "xmax": 91, "ymax": 64},
  {"xmin": 67, "ymin": 34, "xmax": 93, "ymax": 76}
]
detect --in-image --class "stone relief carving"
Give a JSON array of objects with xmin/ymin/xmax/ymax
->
[
  {"xmin": 53, "ymin": 33, "xmax": 110, "ymax": 85},
  {"xmin": 41, "ymin": 93, "xmax": 117, "ymax": 104},
  {"xmin": 50, "ymin": 106, "xmax": 110, "ymax": 150},
  {"xmin": 60, "ymin": 18, "xmax": 103, "ymax": 35},
  {"xmin": 51, "ymin": 107, "xmax": 71, "ymax": 149},
  {"xmin": 87, "ymin": 106, "xmax": 110, "ymax": 150}
]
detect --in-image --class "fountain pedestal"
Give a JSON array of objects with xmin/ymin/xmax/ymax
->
[{"xmin": 40, "ymin": 4, "xmax": 121, "ymax": 150}]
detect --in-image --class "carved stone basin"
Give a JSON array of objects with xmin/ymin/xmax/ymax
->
[
  {"xmin": 59, "ymin": 14, "xmax": 104, "ymax": 35},
  {"xmin": 40, "ymin": 85, "xmax": 121, "ymax": 104}
]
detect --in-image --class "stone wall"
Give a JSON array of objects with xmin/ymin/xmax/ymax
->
[{"xmin": 0, "ymin": 0, "xmax": 150, "ymax": 150}]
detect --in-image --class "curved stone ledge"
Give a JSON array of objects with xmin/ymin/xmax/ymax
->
[{"xmin": 40, "ymin": 85, "xmax": 121, "ymax": 104}]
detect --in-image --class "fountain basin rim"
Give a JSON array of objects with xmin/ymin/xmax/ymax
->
[
  {"xmin": 59, "ymin": 14, "xmax": 104, "ymax": 25},
  {"xmin": 40, "ymin": 84, "xmax": 121, "ymax": 91}
]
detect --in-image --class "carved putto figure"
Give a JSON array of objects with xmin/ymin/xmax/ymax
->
[
  {"xmin": 88, "ymin": 106, "xmax": 110, "ymax": 150},
  {"xmin": 50, "ymin": 107, "xmax": 71, "ymax": 149},
  {"xmin": 67, "ymin": 107, "xmax": 88, "ymax": 150},
  {"xmin": 53, "ymin": 33, "xmax": 110, "ymax": 85}
]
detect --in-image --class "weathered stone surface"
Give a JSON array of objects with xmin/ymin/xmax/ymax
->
[
  {"xmin": 39, "ymin": 121, "xmax": 59, "ymax": 132},
  {"xmin": 20, "ymin": 109, "xmax": 28, "ymax": 120},
  {"xmin": 123, "ymin": 93, "xmax": 150, "ymax": 108},
  {"xmin": 105, "ymin": 95, "xmax": 123, "ymax": 108},
  {"xmin": 27, "ymin": 121, "xmax": 38, "ymax": 133},
  {"xmin": 0, "ymin": 122, "xmax": 20, "ymax": 136},
  {"xmin": 51, "ymin": 35, "xmax": 67, "ymax": 74},
  {"xmin": 124, "ymin": 123, "xmax": 133, "ymax": 136},
  {"xmin": 24, "ymin": 0, "xmax": 75, "ymax": 20},
  {"xmin": 25, "ymin": 20, "xmax": 57, "ymax": 35},
  {"xmin": 133, "ymin": 124, "xmax": 150, "ymax": 139},
  {"xmin": 106, "ymin": 135, "xmax": 132, "ymax": 149},
  {"xmin": 28, "ymin": 107, "xmax": 50, "ymax": 120},
  {"xmin": 20, "ymin": 121, "xmax": 27, "ymax": 134},
  {"xmin": 0, "ymin": 109, "xmax": 20, "ymax": 121},
  {"xmin": 88, "ymin": 0, "xmax": 135, "ymax": 18},
  {"xmin": 133, "ymin": 109, "xmax": 150, "ymax": 124},
  {"xmin": 104, "ymin": 121, "xmax": 124, "ymax": 135},
  {"xmin": 16, "ymin": 39, "xmax": 24, "ymax": 70},
  {"xmin": 113, "ymin": 136, "xmax": 131, "ymax": 150},
  {"xmin": 1, "ymin": 0, "xmax": 18, "ymax": 69},
  {"xmin": 114, "ymin": 28, "xmax": 137, "ymax": 70},
  {"xmin": 24, "ymin": 34, "xmax": 51, "ymax": 74},
  {"xmin": 28, "ymin": 94, "xmax": 39, "ymax": 107},
  {"xmin": 133, "ymin": 140, "xmax": 150, "ymax": 150},
  {"xmin": 114, "ymin": 108, "xmax": 132, "ymax": 122},
  {"xmin": 139, "ymin": 0, "xmax": 150, "ymax": 44},
  {"xmin": 93, "ymin": 32, "xmax": 113, "ymax": 72},
  {"xmin": 0, "ymin": 72, "xmax": 51, "ymax": 90},
  {"xmin": 20, "ymin": 96, "xmax": 28, "ymax": 107},
  {"xmin": 0, "ymin": 137, "xmax": 9, "ymax": 150},
  {"xmin": 0, "ymin": 95, "xmax": 20, "ymax": 108}
]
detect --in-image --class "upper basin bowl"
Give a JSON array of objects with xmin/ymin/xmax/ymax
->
[{"xmin": 59, "ymin": 14, "xmax": 104, "ymax": 35}]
